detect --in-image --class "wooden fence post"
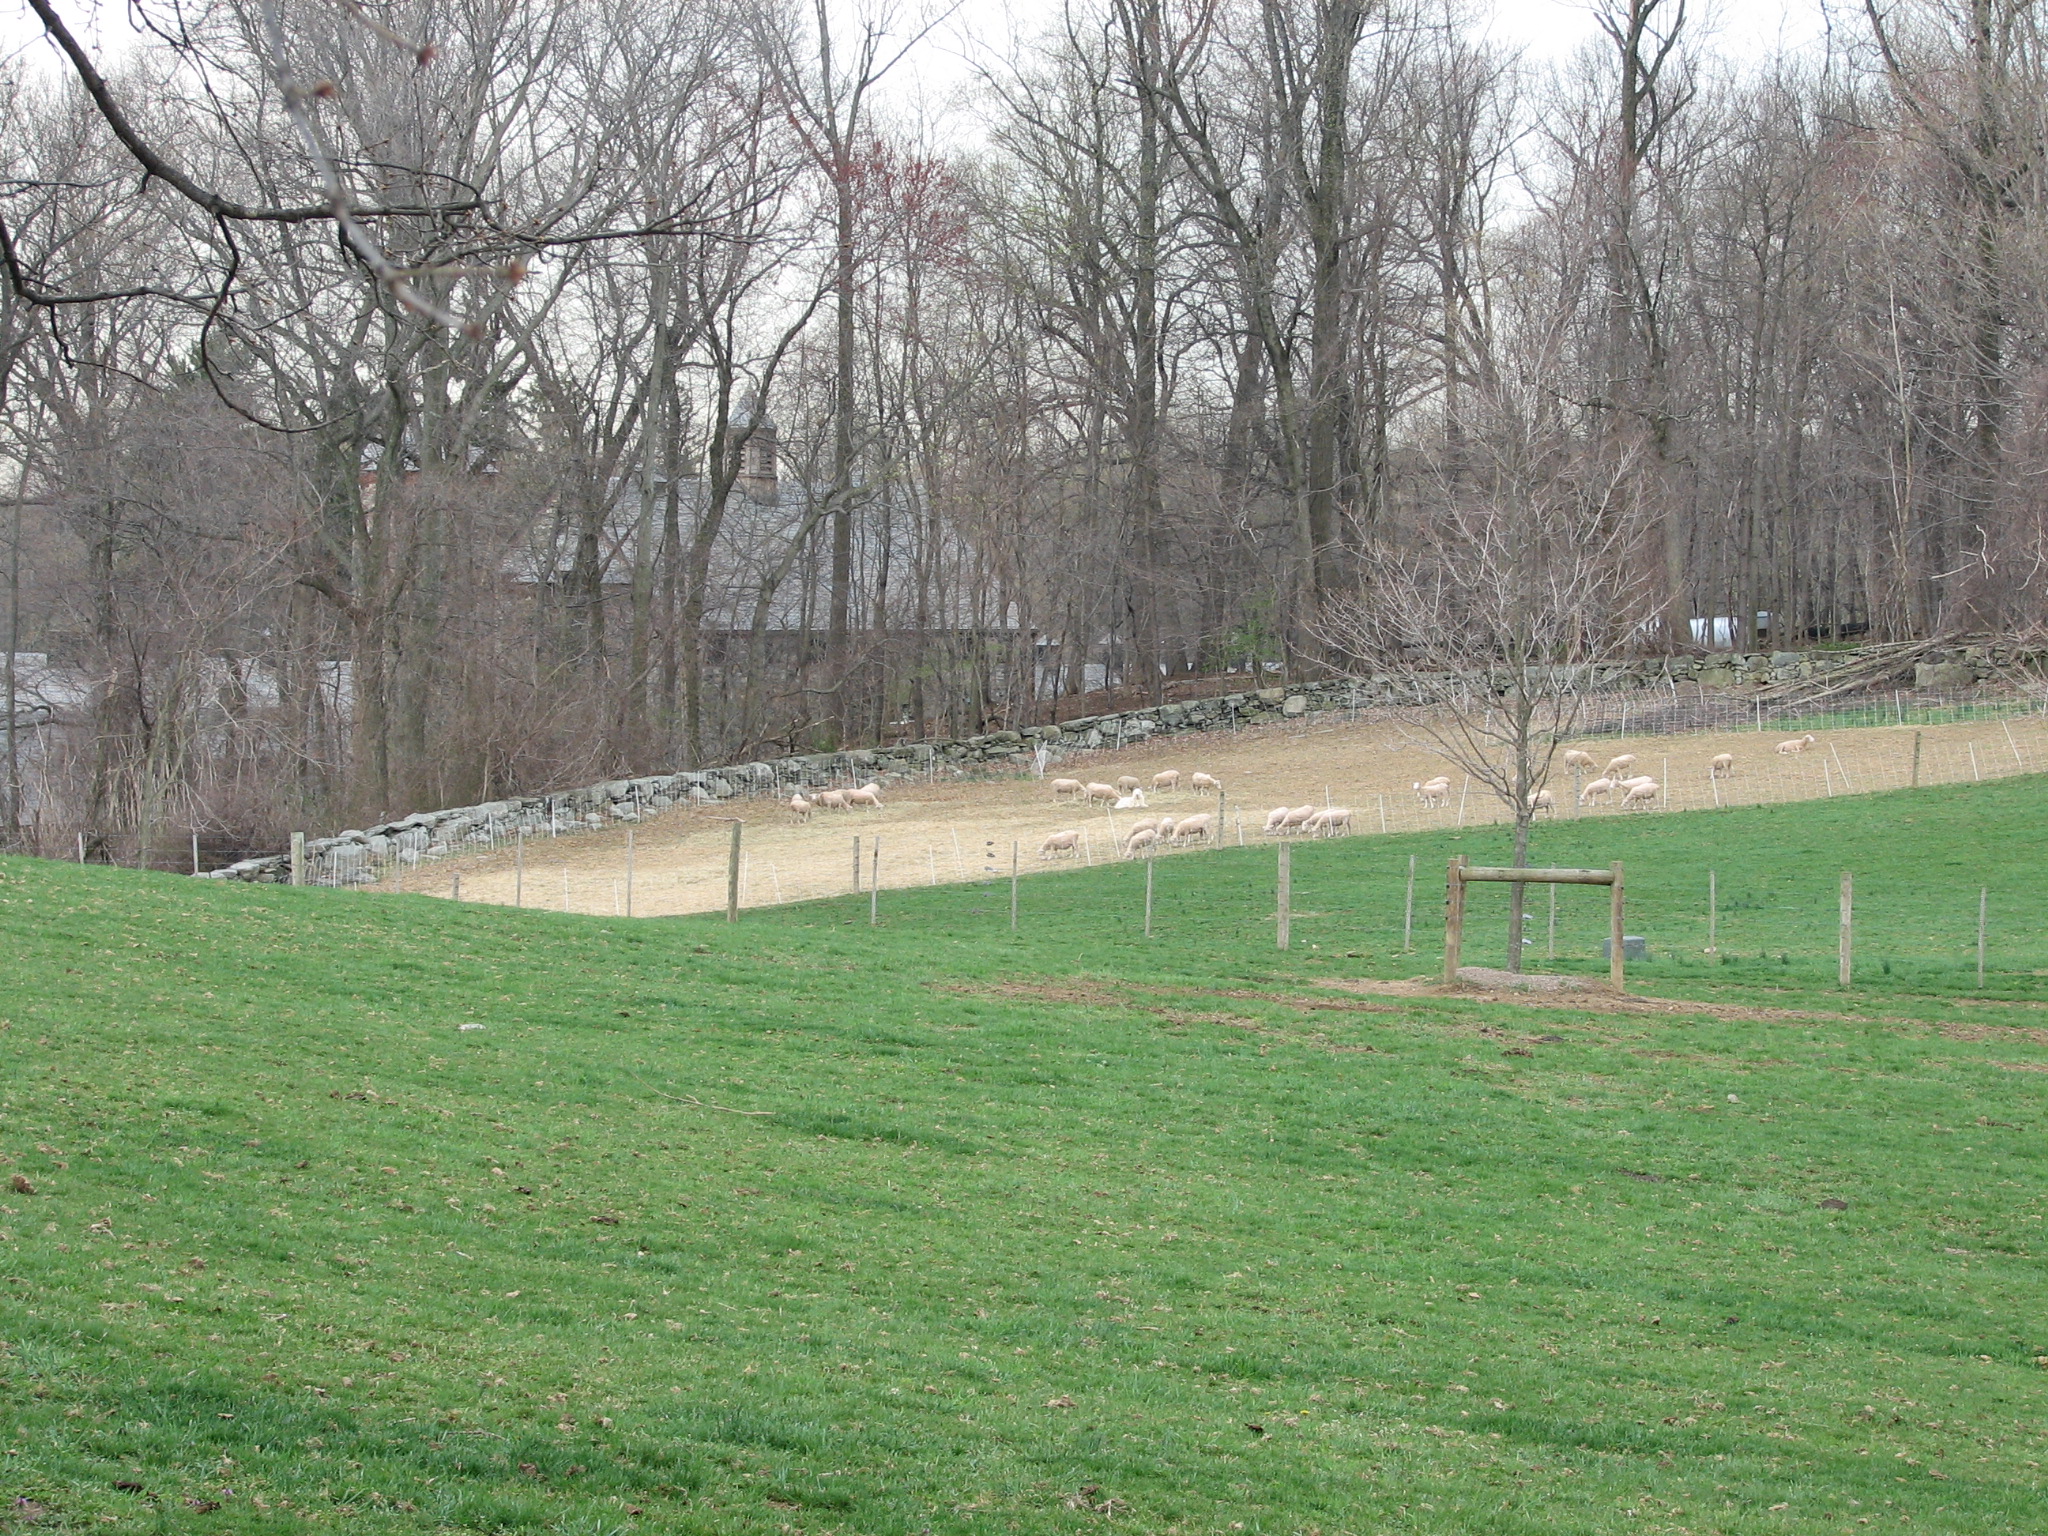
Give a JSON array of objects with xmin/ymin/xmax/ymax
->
[
  {"xmin": 1403, "ymin": 854, "xmax": 1416, "ymax": 952},
  {"xmin": 290, "ymin": 831, "xmax": 306, "ymax": 887},
  {"xmin": 1977, "ymin": 887, "xmax": 1988, "ymax": 988},
  {"xmin": 853, "ymin": 834, "xmax": 863, "ymax": 893},
  {"xmin": 624, "ymin": 828, "xmax": 634, "ymax": 917},
  {"xmin": 726, "ymin": 820, "xmax": 742, "ymax": 923},
  {"xmin": 870, "ymin": 839, "xmax": 880, "ymax": 927},
  {"xmin": 1277, "ymin": 842, "xmax": 1292, "ymax": 951},
  {"xmin": 1911, "ymin": 729, "xmax": 1922, "ymax": 787},
  {"xmin": 1838, "ymin": 870, "xmax": 1853, "ymax": 988},
  {"xmin": 1609, "ymin": 862, "xmax": 1625, "ymax": 991},
  {"xmin": 1145, "ymin": 854, "xmax": 1155, "ymax": 940},
  {"xmin": 1010, "ymin": 841, "xmax": 1020, "ymax": 933},
  {"xmin": 1707, "ymin": 869, "xmax": 1717, "ymax": 953},
  {"xmin": 1443, "ymin": 856, "xmax": 1467, "ymax": 982},
  {"xmin": 514, "ymin": 828, "xmax": 524, "ymax": 908}
]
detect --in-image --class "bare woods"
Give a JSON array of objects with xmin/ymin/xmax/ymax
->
[{"xmin": 3, "ymin": 0, "xmax": 2046, "ymax": 864}]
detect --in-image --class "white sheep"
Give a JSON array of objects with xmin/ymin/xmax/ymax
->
[
  {"xmin": 1083, "ymin": 782, "xmax": 1120, "ymax": 804},
  {"xmin": 1281, "ymin": 804, "xmax": 1318, "ymax": 834},
  {"xmin": 1709, "ymin": 753, "xmax": 1734, "ymax": 778},
  {"xmin": 1124, "ymin": 827, "xmax": 1160, "ymax": 858},
  {"xmin": 1172, "ymin": 812, "xmax": 1214, "ymax": 843},
  {"xmin": 1190, "ymin": 772, "xmax": 1222, "ymax": 794},
  {"xmin": 1263, "ymin": 806, "xmax": 1292, "ymax": 835},
  {"xmin": 1152, "ymin": 769, "xmax": 1181, "ymax": 790},
  {"xmin": 1619, "ymin": 774, "xmax": 1656, "ymax": 791},
  {"xmin": 1112, "ymin": 788, "xmax": 1150, "ymax": 810},
  {"xmin": 1153, "ymin": 816, "xmax": 1177, "ymax": 843},
  {"xmin": 1527, "ymin": 789, "xmax": 1557, "ymax": 814},
  {"xmin": 1039, "ymin": 829, "xmax": 1082, "ymax": 859},
  {"xmin": 1305, "ymin": 807, "xmax": 1351, "ymax": 837},
  {"xmin": 1051, "ymin": 777, "xmax": 1085, "ymax": 800},
  {"xmin": 1562, "ymin": 749, "xmax": 1598, "ymax": 772},
  {"xmin": 1116, "ymin": 775, "xmax": 1142, "ymax": 794},
  {"xmin": 1414, "ymin": 778, "xmax": 1451, "ymax": 808},
  {"xmin": 1776, "ymin": 733, "xmax": 1817, "ymax": 756},
  {"xmin": 815, "ymin": 788, "xmax": 849, "ymax": 811},
  {"xmin": 1604, "ymin": 753, "xmax": 1637, "ymax": 777},
  {"xmin": 1621, "ymin": 778, "xmax": 1660, "ymax": 809},
  {"xmin": 788, "ymin": 793, "xmax": 814, "ymax": 822},
  {"xmin": 1578, "ymin": 777, "xmax": 1616, "ymax": 806},
  {"xmin": 1125, "ymin": 815, "xmax": 1162, "ymax": 840},
  {"xmin": 845, "ymin": 784, "xmax": 883, "ymax": 810}
]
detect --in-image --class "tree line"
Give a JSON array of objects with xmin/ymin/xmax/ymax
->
[{"xmin": 3, "ymin": 0, "xmax": 2044, "ymax": 861}]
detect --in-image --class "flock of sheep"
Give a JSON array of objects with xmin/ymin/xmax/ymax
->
[
  {"xmin": 785, "ymin": 782, "xmax": 885, "ymax": 818},
  {"xmin": 1417, "ymin": 732, "xmax": 1822, "ymax": 816}
]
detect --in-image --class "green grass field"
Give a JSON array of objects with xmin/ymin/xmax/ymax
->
[{"xmin": 3, "ymin": 777, "xmax": 2046, "ymax": 1534}]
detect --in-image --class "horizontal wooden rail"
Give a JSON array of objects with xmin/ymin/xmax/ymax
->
[{"xmin": 1456, "ymin": 865, "xmax": 1616, "ymax": 885}]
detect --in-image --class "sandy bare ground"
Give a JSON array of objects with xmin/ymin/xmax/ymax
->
[{"xmin": 378, "ymin": 709, "xmax": 2048, "ymax": 918}]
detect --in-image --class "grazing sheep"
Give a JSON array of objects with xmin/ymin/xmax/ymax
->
[
  {"xmin": 1578, "ymin": 777, "xmax": 1616, "ymax": 806},
  {"xmin": 1263, "ymin": 806, "xmax": 1292, "ymax": 835},
  {"xmin": 845, "ymin": 784, "xmax": 883, "ymax": 810},
  {"xmin": 1116, "ymin": 775, "xmax": 1142, "ymax": 794},
  {"xmin": 1125, "ymin": 815, "xmax": 1162, "ymax": 840},
  {"xmin": 1280, "ymin": 804, "xmax": 1319, "ymax": 834},
  {"xmin": 1604, "ymin": 753, "xmax": 1637, "ymax": 776},
  {"xmin": 1621, "ymin": 778, "xmax": 1660, "ymax": 809},
  {"xmin": 1527, "ymin": 789, "xmax": 1557, "ymax": 814},
  {"xmin": 1083, "ymin": 782, "xmax": 1119, "ymax": 804},
  {"xmin": 1125, "ymin": 827, "xmax": 1160, "ymax": 858},
  {"xmin": 1618, "ymin": 774, "xmax": 1656, "ymax": 791},
  {"xmin": 1051, "ymin": 777, "xmax": 1085, "ymax": 800},
  {"xmin": 1414, "ymin": 778, "xmax": 1451, "ymax": 808},
  {"xmin": 1038, "ymin": 829, "xmax": 1082, "ymax": 859},
  {"xmin": 1709, "ymin": 753, "xmax": 1734, "ymax": 778},
  {"xmin": 788, "ymin": 793, "xmax": 814, "ymax": 822},
  {"xmin": 1152, "ymin": 769, "xmax": 1182, "ymax": 790},
  {"xmin": 1305, "ymin": 807, "xmax": 1351, "ymax": 837},
  {"xmin": 1112, "ymin": 789, "xmax": 1150, "ymax": 810},
  {"xmin": 1173, "ymin": 812, "xmax": 1214, "ymax": 843},
  {"xmin": 1153, "ymin": 817, "xmax": 1177, "ymax": 844},
  {"xmin": 1775, "ymin": 733, "xmax": 1817, "ymax": 756},
  {"xmin": 1562, "ymin": 749, "xmax": 1598, "ymax": 772},
  {"xmin": 1190, "ymin": 772, "xmax": 1222, "ymax": 794},
  {"xmin": 816, "ymin": 788, "xmax": 849, "ymax": 811}
]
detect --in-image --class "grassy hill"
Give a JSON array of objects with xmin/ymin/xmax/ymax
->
[{"xmin": 3, "ymin": 778, "xmax": 2046, "ymax": 1533}]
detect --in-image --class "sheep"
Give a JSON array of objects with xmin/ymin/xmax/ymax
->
[
  {"xmin": 1116, "ymin": 775, "xmax": 1142, "ymax": 794},
  {"xmin": 1190, "ymin": 772, "xmax": 1222, "ymax": 794},
  {"xmin": 815, "ymin": 788, "xmax": 849, "ymax": 811},
  {"xmin": 1618, "ymin": 774, "xmax": 1657, "ymax": 791},
  {"xmin": 1527, "ymin": 789, "xmax": 1557, "ymax": 815},
  {"xmin": 1152, "ymin": 816, "xmax": 1177, "ymax": 844},
  {"xmin": 1775, "ymin": 733, "xmax": 1817, "ymax": 756},
  {"xmin": 1621, "ymin": 778, "xmax": 1660, "ymax": 809},
  {"xmin": 1051, "ymin": 777, "xmax": 1085, "ymax": 800},
  {"xmin": 844, "ymin": 784, "xmax": 883, "ymax": 810},
  {"xmin": 1305, "ymin": 807, "xmax": 1351, "ymax": 837},
  {"xmin": 1578, "ymin": 777, "xmax": 1616, "ymax": 806},
  {"xmin": 1038, "ymin": 829, "xmax": 1082, "ymax": 859},
  {"xmin": 1112, "ymin": 788, "xmax": 1150, "ymax": 810},
  {"xmin": 1083, "ymin": 782, "xmax": 1120, "ymax": 804},
  {"xmin": 1124, "ymin": 826, "xmax": 1160, "ymax": 858},
  {"xmin": 1604, "ymin": 753, "xmax": 1637, "ymax": 776},
  {"xmin": 1152, "ymin": 769, "xmax": 1182, "ymax": 790},
  {"xmin": 1709, "ymin": 752, "xmax": 1735, "ymax": 778},
  {"xmin": 1172, "ymin": 812, "xmax": 1214, "ymax": 843},
  {"xmin": 788, "ymin": 793, "xmax": 814, "ymax": 822},
  {"xmin": 1281, "ymin": 804, "xmax": 1319, "ymax": 834},
  {"xmin": 1413, "ymin": 778, "xmax": 1451, "ymax": 808},
  {"xmin": 1125, "ymin": 815, "xmax": 1162, "ymax": 840},
  {"xmin": 1562, "ymin": 749, "xmax": 1598, "ymax": 772},
  {"xmin": 1263, "ymin": 806, "xmax": 1292, "ymax": 835}
]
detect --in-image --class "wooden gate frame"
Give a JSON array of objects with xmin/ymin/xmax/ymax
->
[{"xmin": 1445, "ymin": 857, "xmax": 1627, "ymax": 990}]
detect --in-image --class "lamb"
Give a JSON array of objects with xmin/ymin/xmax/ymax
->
[
  {"xmin": 1413, "ymin": 778, "xmax": 1451, "ymax": 808},
  {"xmin": 1083, "ymin": 782, "xmax": 1120, "ymax": 804},
  {"xmin": 1527, "ymin": 789, "xmax": 1557, "ymax": 814},
  {"xmin": 1263, "ymin": 806, "xmax": 1293, "ymax": 835},
  {"xmin": 1709, "ymin": 753, "xmax": 1734, "ymax": 778},
  {"xmin": 844, "ymin": 782, "xmax": 883, "ymax": 809},
  {"xmin": 788, "ymin": 793, "xmax": 814, "ymax": 822},
  {"xmin": 1116, "ymin": 775, "xmax": 1142, "ymax": 794},
  {"xmin": 1305, "ymin": 807, "xmax": 1351, "ymax": 837},
  {"xmin": 815, "ymin": 788, "xmax": 849, "ymax": 811},
  {"xmin": 1152, "ymin": 769, "xmax": 1182, "ymax": 790},
  {"xmin": 1578, "ymin": 777, "xmax": 1616, "ymax": 806},
  {"xmin": 1775, "ymin": 733, "xmax": 1817, "ymax": 756},
  {"xmin": 1621, "ymin": 778, "xmax": 1660, "ymax": 809},
  {"xmin": 1190, "ymin": 772, "xmax": 1222, "ymax": 794},
  {"xmin": 1604, "ymin": 753, "xmax": 1637, "ymax": 776},
  {"xmin": 1112, "ymin": 789, "xmax": 1150, "ymax": 810},
  {"xmin": 1038, "ymin": 829, "xmax": 1082, "ymax": 859},
  {"xmin": 1562, "ymin": 749, "xmax": 1598, "ymax": 772},
  {"xmin": 1124, "ymin": 827, "xmax": 1160, "ymax": 858},
  {"xmin": 1051, "ymin": 777, "xmax": 1085, "ymax": 800},
  {"xmin": 1172, "ymin": 812, "xmax": 1214, "ymax": 843}
]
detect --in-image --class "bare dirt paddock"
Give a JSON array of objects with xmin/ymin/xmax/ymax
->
[{"xmin": 384, "ymin": 707, "xmax": 2048, "ymax": 918}]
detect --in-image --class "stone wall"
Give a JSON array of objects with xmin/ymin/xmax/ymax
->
[{"xmin": 207, "ymin": 639, "xmax": 2036, "ymax": 885}]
